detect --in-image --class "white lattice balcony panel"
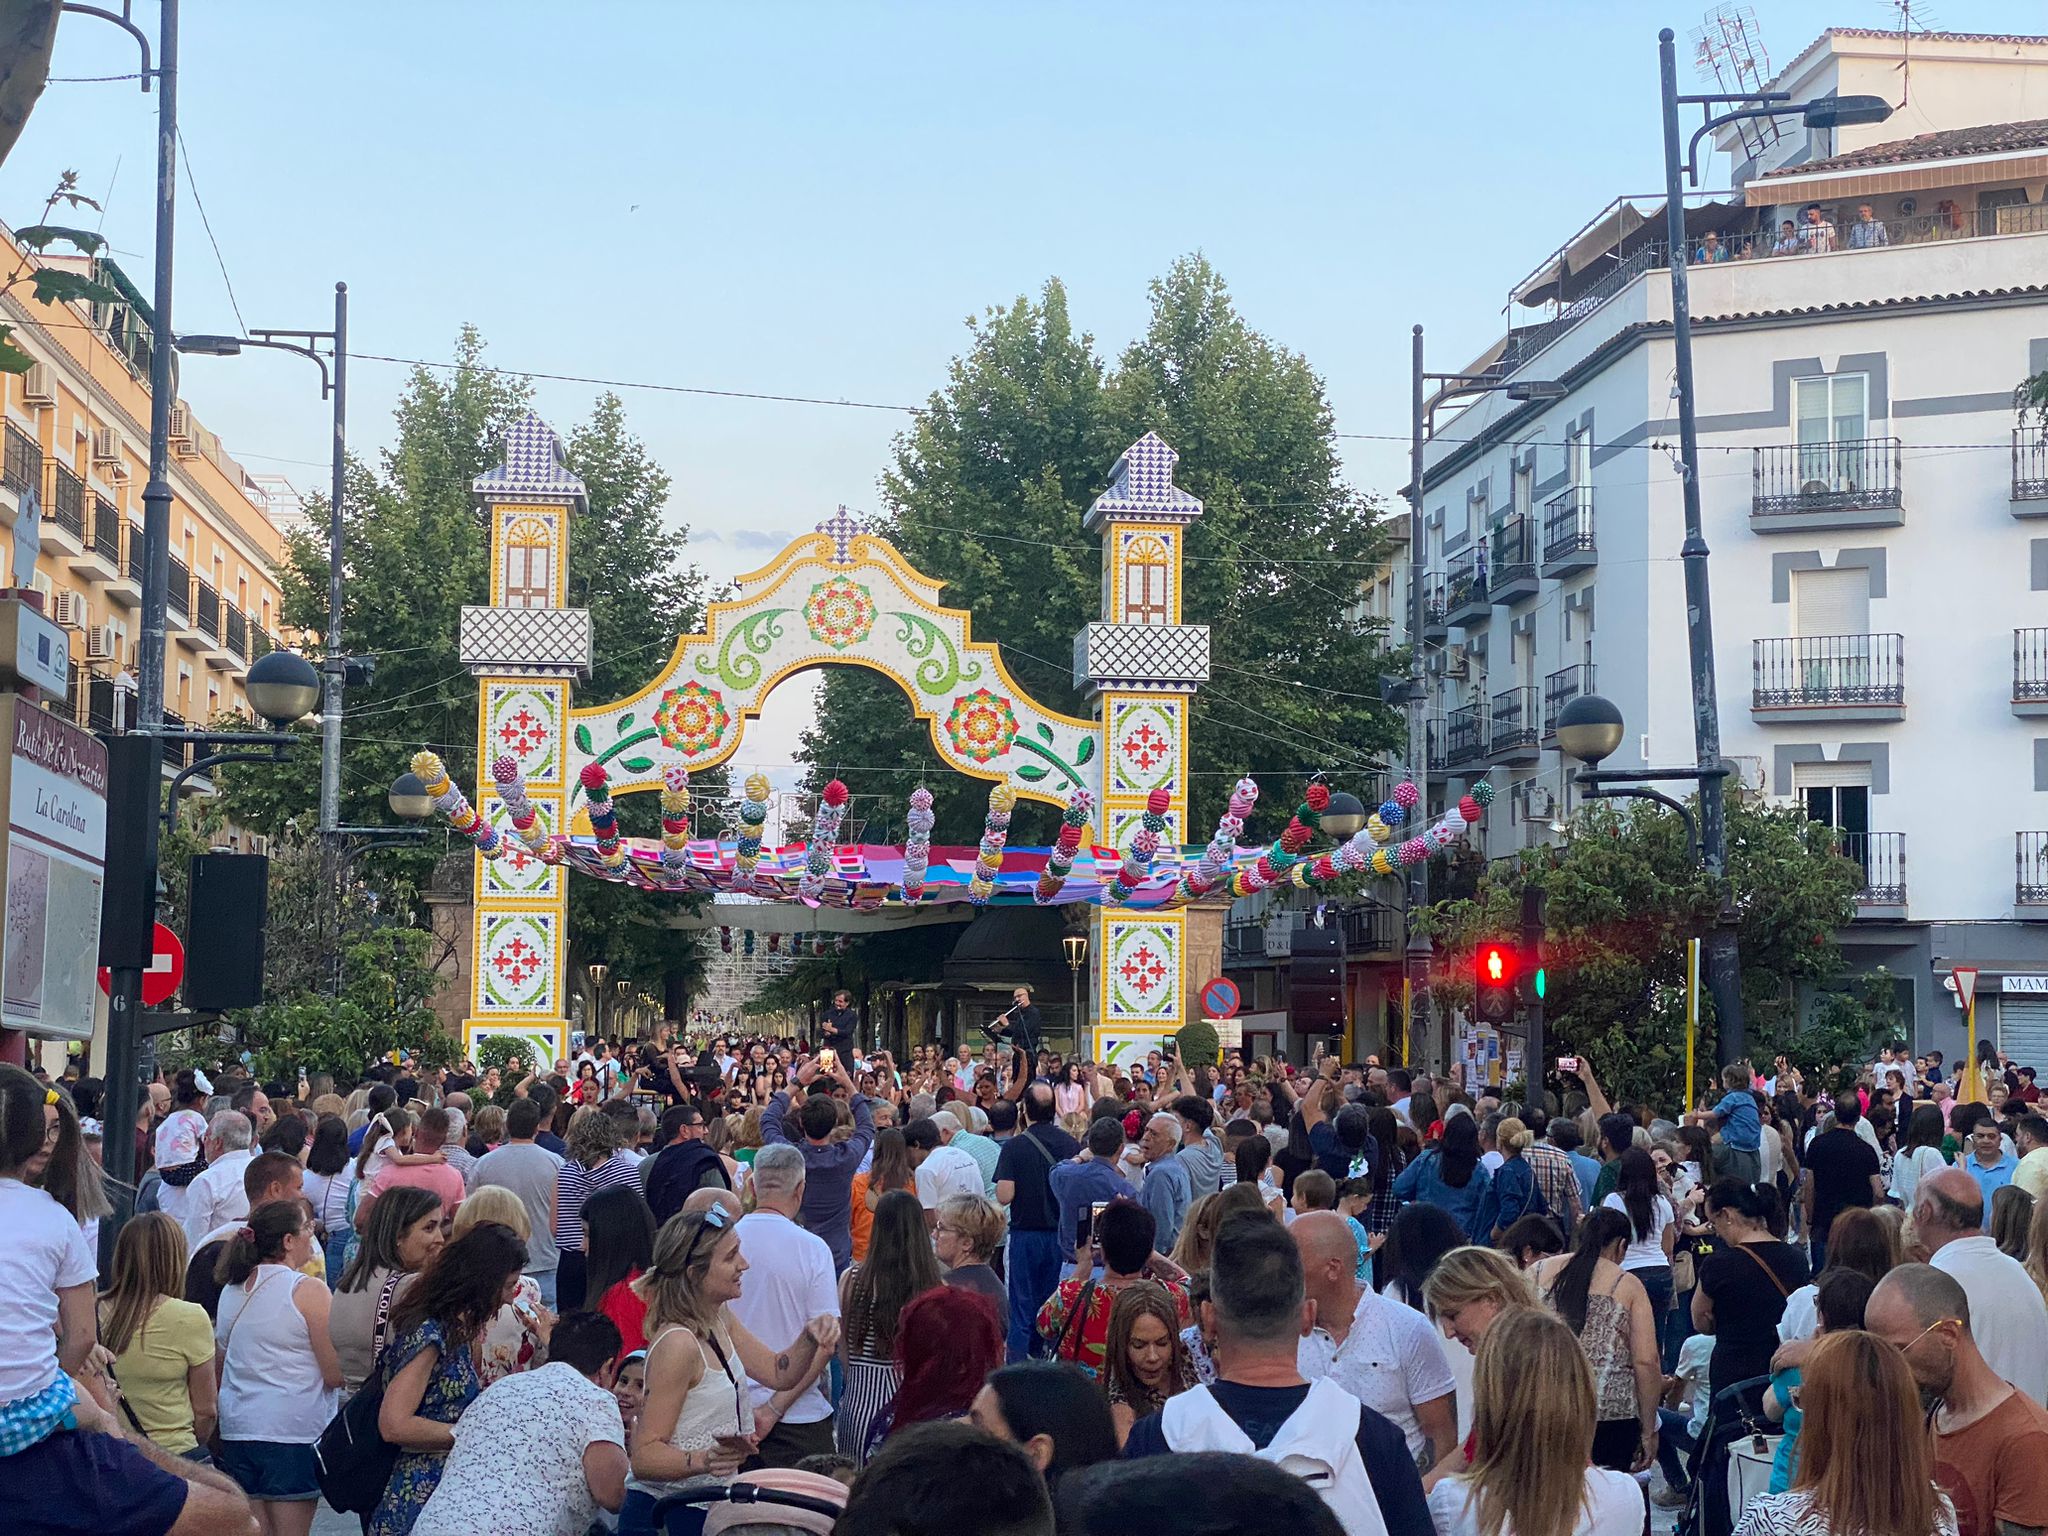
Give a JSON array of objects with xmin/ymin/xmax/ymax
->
[
  {"xmin": 459, "ymin": 606, "xmax": 593, "ymax": 677},
  {"xmin": 1074, "ymin": 622, "xmax": 1210, "ymax": 693}
]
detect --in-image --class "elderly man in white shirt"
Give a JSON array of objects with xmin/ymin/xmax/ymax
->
[
  {"xmin": 727, "ymin": 1143, "xmax": 840, "ymax": 1465},
  {"xmin": 1292, "ymin": 1210, "xmax": 1459, "ymax": 1463},
  {"xmin": 1917, "ymin": 1167, "xmax": 2048, "ymax": 1401},
  {"xmin": 181, "ymin": 1109, "xmax": 256, "ymax": 1249}
]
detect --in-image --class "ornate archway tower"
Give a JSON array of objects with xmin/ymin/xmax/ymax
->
[
  {"xmin": 454, "ymin": 415, "xmax": 592, "ymax": 1066},
  {"xmin": 1075, "ymin": 434, "xmax": 1211, "ymax": 1062}
]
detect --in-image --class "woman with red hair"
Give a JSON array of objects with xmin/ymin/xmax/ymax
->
[{"xmin": 862, "ymin": 1285, "xmax": 1003, "ymax": 1459}]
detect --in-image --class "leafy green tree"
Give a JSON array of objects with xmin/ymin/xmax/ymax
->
[{"xmin": 1432, "ymin": 790, "xmax": 1866, "ymax": 1108}]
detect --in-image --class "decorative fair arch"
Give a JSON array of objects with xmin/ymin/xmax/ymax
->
[{"xmin": 561, "ymin": 508, "xmax": 1102, "ymax": 825}]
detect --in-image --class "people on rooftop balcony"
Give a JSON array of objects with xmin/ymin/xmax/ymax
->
[
  {"xmin": 1772, "ymin": 219, "xmax": 1802, "ymax": 256},
  {"xmin": 1846, "ymin": 203, "xmax": 1890, "ymax": 249},
  {"xmin": 1800, "ymin": 203, "xmax": 1838, "ymax": 253}
]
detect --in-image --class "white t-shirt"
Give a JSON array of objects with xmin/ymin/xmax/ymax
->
[
  {"xmin": 1599, "ymin": 1192, "xmax": 1674, "ymax": 1271},
  {"xmin": 412, "ymin": 1361, "xmax": 625, "ymax": 1536},
  {"xmin": 1891, "ymin": 1144, "xmax": 1949, "ymax": 1207},
  {"xmin": 0, "ymin": 1178, "xmax": 96, "ymax": 1402},
  {"xmin": 726, "ymin": 1211, "xmax": 839, "ymax": 1424},
  {"xmin": 1428, "ymin": 1466, "xmax": 1642, "ymax": 1536},
  {"xmin": 915, "ymin": 1146, "xmax": 985, "ymax": 1211},
  {"xmin": 1929, "ymin": 1235, "xmax": 2048, "ymax": 1403},
  {"xmin": 1299, "ymin": 1286, "xmax": 1459, "ymax": 1459}
]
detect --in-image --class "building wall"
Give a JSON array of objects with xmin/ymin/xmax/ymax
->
[{"xmin": 0, "ymin": 227, "xmax": 290, "ymax": 747}]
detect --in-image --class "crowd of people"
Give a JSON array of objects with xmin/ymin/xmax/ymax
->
[{"xmin": 7, "ymin": 1021, "xmax": 2048, "ymax": 1536}]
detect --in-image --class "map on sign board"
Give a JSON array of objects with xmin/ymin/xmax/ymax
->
[
  {"xmin": 1207, "ymin": 1016, "xmax": 1242, "ymax": 1048},
  {"xmin": 0, "ymin": 699, "xmax": 107, "ymax": 1042}
]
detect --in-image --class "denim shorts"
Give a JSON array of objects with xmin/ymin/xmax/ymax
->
[
  {"xmin": 217, "ymin": 1437, "xmax": 323, "ymax": 1501},
  {"xmin": 0, "ymin": 1427, "xmax": 189, "ymax": 1536}
]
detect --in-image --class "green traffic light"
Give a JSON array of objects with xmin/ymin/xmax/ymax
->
[{"xmin": 1533, "ymin": 967, "xmax": 1547, "ymax": 1001}]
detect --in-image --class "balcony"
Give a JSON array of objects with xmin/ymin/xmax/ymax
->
[
  {"xmin": 160, "ymin": 711, "xmax": 188, "ymax": 773},
  {"xmin": 85, "ymin": 670, "xmax": 119, "ymax": 734},
  {"xmin": 1421, "ymin": 572, "xmax": 1447, "ymax": 641},
  {"xmin": 1541, "ymin": 487, "xmax": 1596, "ymax": 578},
  {"xmin": 1489, "ymin": 686, "xmax": 1540, "ymax": 765},
  {"xmin": 1751, "ymin": 437, "xmax": 1903, "ymax": 531},
  {"xmin": 167, "ymin": 556, "xmax": 190, "ymax": 624},
  {"xmin": 2018, "ymin": 426, "xmax": 2048, "ymax": 512},
  {"xmin": 225, "ymin": 604, "xmax": 248, "ymax": 661},
  {"xmin": 1489, "ymin": 516, "xmax": 1538, "ymax": 605},
  {"xmin": 1445, "ymin": 701, "xmax": 1488, "ymax": 769},
  {"xmin": 1543, "ymin": 663, "xmax": 1594, "ymax": 741},
  {"xmin": 108, "ymin": 524, "xmax": 144, "ymax": 608},
  {"xmin": 2015, "ymin": 629, "xmax": 2048, "ymax": 718},
  {"xmin": 193, "ymin": 578, "xmax": 219, "ymax": 639},
  {"xmin": 1444, "ymin": 549, "xmax": 1489, "ymax": 628},
  {"xmin": 1426, "ymin": 717, "xmax": 1448, "ymax": 775},
  {"xmin": 2018, "ymin": 832, "xmax": 2048, "ymax": 911},
  {"xmin": 1843, "ymin": 830, "xmax": 1906, "ymax": 918},
  {"xmin": 1336, "ymin": 902, "xmax": 1400, "ymax": 956},
  {"xmin": 46, "ymin": 464, "xmax": 85, "ymax": 554},
  {"xmin": 83, "ymin": 494, "xmax": 120, "ymax": 580},
  {"xmin": 2, "ymin": 422, "xmax": 40, "ymax": 504},
  {"xmin": 1752, "ymin": 634, "xmax": 1904, "ymax": 723}
]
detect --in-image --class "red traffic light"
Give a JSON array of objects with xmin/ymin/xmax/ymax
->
[{"xmin": 1479, "ymin": 943, "xmax": 1517, "ymax": 984}]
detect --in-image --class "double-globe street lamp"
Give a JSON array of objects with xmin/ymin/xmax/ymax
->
[
  {"xmin": 1403, "ymin": 338, "xmax": 1564, "ymax": 1069},
  {"xmin": 1652, "ymin": 26, "xmax": 1892, "ymax": 1063}
]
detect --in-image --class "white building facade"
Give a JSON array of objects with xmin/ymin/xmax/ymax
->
[{"xmin": 1415, "ymin": 29, "xmax": 2048, "ymax": 1064}]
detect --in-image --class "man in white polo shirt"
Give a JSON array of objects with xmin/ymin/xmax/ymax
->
[
  {"xmin": 728, "ymin": 1143, "xmax": 839, "ymax": 1465},
  {"xmin": 1918, "ymin": 1167, "xmax": 2048, "ymax": 1401}
]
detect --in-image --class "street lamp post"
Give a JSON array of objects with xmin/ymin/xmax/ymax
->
[
  {"xmin": 1062, "ymin": 933, "xmax": 1088, "ymax": 1046},
  {"xmin": 1405, "ymin": 332, "xmax": 1565, "ymax": 1069},
  {"xmin": 1655, "ymin": 26, "xmax": 1890, "ymax": 1064},
  {"xmin": 588, "ymin": 962, "xmax": 609, "ymax": 1041},
  {"xmin": 176, "ymin": 280, "xmax": 349, "ymax": 837},
  {"xmin": 322, "ymin": 771, "xmax": 434, "ymax": 996}
]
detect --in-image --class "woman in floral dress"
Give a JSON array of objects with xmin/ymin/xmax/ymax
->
[{"xmin": 370, "ymin": 1222, "xmax": 531, "ymax": 1536}]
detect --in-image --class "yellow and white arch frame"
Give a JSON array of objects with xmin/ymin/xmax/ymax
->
[{"xmin": 453, "ymin": 419, "xmax": 1210, "ymax": 1067}]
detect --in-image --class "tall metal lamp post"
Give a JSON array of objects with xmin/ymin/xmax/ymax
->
[
  {"xmin": 1062, "ymin": 933, "xmax": 1088, "ymax": 1045},
  {"xmin": 588, "ymin": 962, "xmax": 609, "ymax": 1042},
  {"xmin": 1404, "ymin": 335, "xmax": 1565, "ymax": 1068},
  {"xmin": 1653, "ymin": 26, "xmax": 1891, "ymax": 1063}
]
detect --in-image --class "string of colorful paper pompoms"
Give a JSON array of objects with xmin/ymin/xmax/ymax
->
[
  {"xmin": 798, "ymin": 779, "xmax": 850, "ymax": 905},
  {"xmin": 968, "ymin": 782, "xmax": 1015, "ymax": 905},
  {"xmin": 1035, "ymin": 785, "xmax": 1092, "ymax": 903}
]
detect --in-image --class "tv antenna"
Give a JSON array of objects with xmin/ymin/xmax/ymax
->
[{"xmin": 1690, "ymin": 5, "xmax": 1783, "ymax": 162}]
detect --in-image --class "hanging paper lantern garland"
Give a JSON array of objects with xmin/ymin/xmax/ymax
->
[
  {"xmin": 579, "ymin": 762, "xmax": 628, "ymax": 871},
  {"xmin": 1109, "ymin": 788, "xmax": 1171, "ymax": 903},
  {"xmin": 742, "ymin": 929, "xmax": 755, "ymax": 956},
  {"xmin": 1394, "ymin": 780, "xmax": 1420, "ymax": 811},
  {"xmin": 658, "ymin": 766, "xmax": 692, "ymax": 880},
  {"xmin": 492, "ymin": 755, "xmax": 551, "ymax": 859},
  {"xmin": 969, "ymin": 783, "xmax": 1015, "ymax": 905},
  {"xmin": 737, "ymin": 773, "xmax": 770, "ymax": 889},
  {"xmin": 901, "ymin": 787, "xmax": 934, "ymax": 901},
  {"xmin": 1037, "ymin": 786, "xmax": 1093, "ymax": 903},
  {"xmin": 768, "ymin": 932, "xmax": 781, "ymax": 955},
  {"xmin": 798, "ymin": 780, "xmax": 850, "ymax": 905},
  {"xmin": 719, "ymin": 926, "xmax": 732, "ymax": 953},
  {"xmin": 1182, "ymin": 777, "xmax": 1257, "ymax": 901},
  {"xmin": 412, "ymin": 750, "xmax": 501, "ymax": 856}
]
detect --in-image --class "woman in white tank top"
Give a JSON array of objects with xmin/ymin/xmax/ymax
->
[
  {"xmin": 619, "ymin": 1205, "xmax": 842, "ymax": 1536},
  {"xmin": 214, "ymin": 1199, "xmax": 342, "ymax": 1536}
]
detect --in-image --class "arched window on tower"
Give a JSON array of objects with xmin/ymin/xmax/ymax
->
[
  {"xmin": 1124, "ymin": 534, "xmax": 1170, "ymax": 624},
  {"xmin": 504, "ymin": 516, "xmax": 554, "ymax": 608}
]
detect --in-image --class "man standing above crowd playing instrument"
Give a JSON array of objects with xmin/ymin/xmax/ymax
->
[{"xmin": 986, "ymin": 986, "xmax": 1043, "ymax": 1059}]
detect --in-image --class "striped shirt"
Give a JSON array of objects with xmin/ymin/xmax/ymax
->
[{"xmin": 553, "ymin": 1150, "xmax": 643, "ymax": 1252}]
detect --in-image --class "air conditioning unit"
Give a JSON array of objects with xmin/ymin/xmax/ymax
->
[
  {"xmin": 1728, "ymin": 755, "xmax": 1766, "ymax": 795},
  {"xmin": 1445, "ymin": 644, "xmax": 1470, "ymax": 679},
  {"xmin": 84, "ymin": 623, "xmax": 116, "ymax": 662},
  {"xmin": 167, "ymin": 404, "xmax": 192, "ymax": 444},
  {"xmin": 49, "ymin": 591, "xmax": 85, "ymax": 629},
  {"xmin": 22, "ymin": 362, "xmax": 53, "ymax": 405},
  {"xmin": 91, "ymin": 426, "xmax": 122, "ymax": 466}
]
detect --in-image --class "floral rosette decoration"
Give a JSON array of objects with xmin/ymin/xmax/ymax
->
[
  {"xmin": 1110, "ymin": 787, "xmax": 1171, "ymax": 903},
  {"xmin": 1181, "ymin": 777, "xmax": 1257, "ymax": 901},
  {"xmin": 901, "ymin": 787, "xmax": 935, "ymax": 901},
  {"xmin": 658, "ymin": 765, "xmax": 692, "ymax": 879},
  {"xmin": 969, "ymin": 782, "xmax": 1015, "ymax": 905},
  {"xmin": 944, "ymin": 688, "xmax": 1019, "ymax": 765},
  {"xmin": 652, "ymin": 681, "xmax": 731, "ymax": 758},
  {"xmin": 802, "ymin": 575, "xmax": 877, "ymax": 651},
  {"xmin": 580, "ymin": 762, "xmax": 627, "ymax": 871},
  {"xmin": 736, "ymin": 773, "xmax": 770, "ymax": 889},
  {"xmin": 798, "ymin": 779, "xmax": 850, "ymax": 905},
  {"xmin": 1036, "ymin": 786, "xmax": 1093, "ymax": 903},
  {"xmin": 412, "ymin": 750, "xmax": 500, "ymax": 856}
]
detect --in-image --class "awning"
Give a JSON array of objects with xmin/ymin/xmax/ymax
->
[
  {"xmin": 1512, "ymin": 198, "xmax": 1744, "ymax": 308},
  {"xmin": 1747, "ymin": 150, "xmax": 2048, "ymax": 205}
]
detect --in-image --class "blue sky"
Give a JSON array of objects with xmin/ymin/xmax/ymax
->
[{"xmin": 6, "ymin": 2, "xmax": 2041, "ymax": 774}]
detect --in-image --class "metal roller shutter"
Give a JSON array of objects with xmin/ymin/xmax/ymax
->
[{"xmin": 1997, "ymin": 996, "xmax": 2048, "ymax": 1076}]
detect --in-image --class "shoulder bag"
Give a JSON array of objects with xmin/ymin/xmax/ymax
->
[{"xmin": 313, "ymin": 1271, "xmax": 404, "ymax": 1514}]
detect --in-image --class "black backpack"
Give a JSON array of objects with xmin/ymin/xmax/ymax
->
[{"xmin": 314, "ymin": 1274, "xmax": 402, "ymax": 1513}]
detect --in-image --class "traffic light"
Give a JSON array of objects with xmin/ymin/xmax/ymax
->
[
  {"xmin": 1524, "ymin": 964, "xmax": 1547, "ymax": 1004},
  {"xmin": 1475, "ymin": 941, "xmax": 1518, "ymax": 1024}
]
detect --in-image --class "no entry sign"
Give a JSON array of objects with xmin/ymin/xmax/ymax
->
[{"xmin": 99, "ymin": 922, "xmax": 185, "ymax": 1007}]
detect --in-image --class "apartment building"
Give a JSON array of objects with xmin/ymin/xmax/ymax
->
[
  {"xmin": 1413, "ymin": 28, "xmax": 2048, "ymax": 1061},
  {"xmin": 0, "ymin": 224, "xmax": 292, "ymax": 813}
]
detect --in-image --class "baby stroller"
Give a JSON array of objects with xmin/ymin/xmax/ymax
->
[
  {"xmin": 648, "ymin": 1475, "xmax": 846, "ymax": 1536},
  {"xmin": 1675, "ymin": 1374, "xmax": 1774, "ymax": 1536}
]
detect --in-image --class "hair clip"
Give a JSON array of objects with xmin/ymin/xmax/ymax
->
[{"xmin": 43, "ymin": 1089, "xmax": 59, "ymax": 1106}]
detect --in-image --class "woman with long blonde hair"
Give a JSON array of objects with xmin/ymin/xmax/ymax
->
[
  {"xmin": 621, "ymin": 1205, "xmax": 840, "ymax": 1535},
  {"xmin": 1098, "ymin": 1280, "xmax": 1195, "ymax": 1446},
  {"xmin": 99, "ymin": 1211, "xmax": 217, "ymax": 1456},
  {"xmin": 1732, "ymin": 1329, "xmax": 1954, "ymax": 1536},
  {"xmin": 1427, "ymin": 1307, "xmax": 1642, "ymax": 1536}
]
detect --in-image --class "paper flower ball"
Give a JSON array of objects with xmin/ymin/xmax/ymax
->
[
  {"xmin": 744, "ymin": 772, "xmax": 771, "ymax": 802},
  {"xmin": 990, "ymin": 783, "xmax": 1018, "ymax": 814},
  {"xmin": 579, "ymin": 762, "xmax": 607, "ymax": 791},
  {"xmin": 1367, "ymin": 814, "xmax": 1390, "ymax": 844},
  {"xmin": 1306, "ymin": 783, "xmax": 1331, "ymax": 813},
  {"xmin": 1380, "ymin": 799, "xmax": 1408, "ymax": 829},
  {"xmin": 1393, "ymin": 780, "xmax": 1420, "ymax": 810},
  {"xmin": 821, "ymin": 779, "xmax": 849, "ymax": 808},
  {"xmin": 910, "ymin": 786, "xmax": 933, "ymax": 811},
  {"xmin": 491, "ymin": 755, "xmax": 518, "ymax": 784},
  {"xmin": 1397, "ymin": 839, "xmax": 1427, "ymax": 865},
  {"xmin": 1145, "ymin": 788, "xmax": 1172, "ymax": 816},
  {"xmin": 1440, "ymin": 808, "xmax": 1466, "ymax": 836},
  {"xmin": 1471, "ymin": 781, "xmax": 1496, "ymax": 808},
  {"xmin": 1459, "ymin": 794, "xmax": 1481, "ymax": 822}
]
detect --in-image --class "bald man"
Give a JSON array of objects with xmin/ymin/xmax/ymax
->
[
  {"xmin": 1915, "ymin": 1168, "xmax": 2048, "ymax": 1403},
  {"xmin": 681, "ymin": 1185, "xmax": 744, "ymax": 1221},
  {"xmin": 1869, "ymin": 1264, "xmax": 2048, "ymax": 1536},
  {"xmin": 1292, "ymin": 1209, "xmax": 1457, "ymax": 1464}
]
